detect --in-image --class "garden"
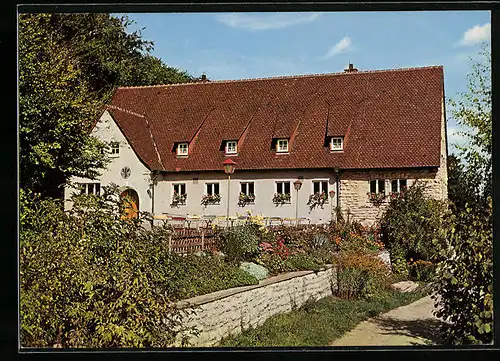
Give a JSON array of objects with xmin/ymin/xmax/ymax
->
[{"xmin": 20, "ymin": 181, "xmax": 437, "ymax": 348}]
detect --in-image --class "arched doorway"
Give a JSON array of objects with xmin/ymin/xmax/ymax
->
[{"xmin": 120, "ymin": 188, "xmax": 139, "ymax": 219}]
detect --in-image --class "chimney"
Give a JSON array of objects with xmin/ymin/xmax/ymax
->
[
  {"xmin": 344, "ymin": 63, "xmax": 358, "ymax": 73},
  {"xmin": 199, "ymin": 73, "xmax": 210, "ymax": 82}
]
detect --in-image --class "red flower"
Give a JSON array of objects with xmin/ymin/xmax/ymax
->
[{"xmin": 259, "ymin": 242, "xmax": 274, "ymax": 251}]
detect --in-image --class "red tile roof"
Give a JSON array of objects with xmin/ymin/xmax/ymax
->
[{"xmin": 107, "ymin": 66, "xmax": 444, "ymax": 172}]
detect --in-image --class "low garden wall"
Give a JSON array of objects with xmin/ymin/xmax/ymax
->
[{"xmin": 173, "ymin": 265, "xmax": 336, "ymax": 347}]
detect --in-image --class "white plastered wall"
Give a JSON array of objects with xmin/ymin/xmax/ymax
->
[
  {"xmin": 64, "ymin": 110, "xmax": 153, "ymax": 215},
  {"xmin": 153, "ymin": 169, "xmax": 338, "ymax": 224}
]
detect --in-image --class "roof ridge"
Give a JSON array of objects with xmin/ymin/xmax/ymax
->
[
  {"xmin": 107, "ymin": 104, "xmax": 145, "ymax": 118},
  {"xmin": 116, "ymin": 65, "xmax": 444, "ymax": 90},
  {"xmin": 142, "ymin": 115, "xmax": 165, "ymax": 170}
]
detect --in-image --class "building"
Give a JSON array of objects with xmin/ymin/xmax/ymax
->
[{"xmin": 64, "ymin": 64, "xmax": 448, "ymax": 226}]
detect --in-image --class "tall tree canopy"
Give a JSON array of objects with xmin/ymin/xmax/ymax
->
[{"xmin": 19, "ymin": 14, "xmax": 193, "ymax": 197}]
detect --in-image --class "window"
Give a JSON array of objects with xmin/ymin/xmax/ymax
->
[
  {"xmin": 78, "ymin": 183, "xmax": 100, "ymax": 195},
  {"xmin": 330, "ymin": 137, "xmax": 344, "ymax": 151},
  {"xmin": 225, "ymin": 140, "xmax": 238, "ymax": 154},
  {"xmin": 240, "ymin": 182, "xmax": 255, "ymax": 196},
  {"xmin": 173, "ymin": 183, "xmax": 187, "ymax": 205},
  {"xmin": 276, "ymin": 181, "xmax": 291, "ymax": 195},
  {"xmin": 313, "ymin": 180, "xmax": 328, "ymax": 195},
  {"xmin": 370, "ymin": 180, "xmax": 386, "ymax": 194},
  {"xmin": 391, "ymin": 179, "xmax": 407, "ymax": 193},
  {"xmin": 206, "ymin": 183, "xmax": 220, "ymax": 196},
  {"xmin": 276, "ymin": 139, "xmax": 289, "ymax": 153},
  {"xmin": 109, "ymin": 141, "xmax": 120, "ymax": 155},
  {"xmin": 177, "ymin": 143, "xmax": 189, "ymax": 156},
  {"xmin": 173, "ymin": 183, "xmax": 186, "ymax": 195},
  {"xmin": 275, "ymin": 181, "xmax": 291, "ymax": 204}
]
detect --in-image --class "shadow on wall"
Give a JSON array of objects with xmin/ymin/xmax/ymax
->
[{"xmin": 373, "ymin": 317, "xmax": 451, "ymax": 346}]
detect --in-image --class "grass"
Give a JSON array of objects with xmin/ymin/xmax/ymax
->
[{"xmin": 218, "ymin": 288, "xmax": 427, "ymax": 347}]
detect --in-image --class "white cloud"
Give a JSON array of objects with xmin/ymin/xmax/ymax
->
[
  {"xmin": 323, "ymin": 36, "xmax": 352, "ymax": 58},
  {"xmin": 215, "ymin": 13, "xmax": 320, "ymax": 31},
  {"xmin": 460, "ymin": 23, "xmax": 490, "ymax": 46}
]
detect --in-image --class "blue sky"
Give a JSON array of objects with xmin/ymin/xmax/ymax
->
[{"xmin": 120, "ymin": 11, "xmax": 491, "ymax": 153}]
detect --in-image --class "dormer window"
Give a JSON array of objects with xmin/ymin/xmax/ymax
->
[
  {"xmin": 225, "ymin": 140, "xmax": 238, "ymax": 155},
  {"xmin": 330, "ymin": 137, "xmax": 344, "ymax": 151},
  {"xmin": 177, "ymin": 143, "xmax": 189, "ymax": 156},
  {"xmin": 277, "ymin": 139, "xmax": 289, "ymax": 153}
]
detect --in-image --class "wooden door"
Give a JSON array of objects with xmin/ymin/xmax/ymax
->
[{"xmin": 120, "ymin": 189, "xmax": 139, "ymax": 219}]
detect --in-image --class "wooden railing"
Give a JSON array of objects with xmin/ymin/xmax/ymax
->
[{"xmin": 168, "ymin": 228, "xmax": 218, "ymax": 255}]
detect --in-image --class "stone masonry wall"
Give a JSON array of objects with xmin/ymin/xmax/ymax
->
[
  {"xmin": 173, "ymin": 266, "xmax": 336, "ymax": 347},
  {"xmin": 339, "ymin": 169, "xmax": 444, "ymax": 226}
]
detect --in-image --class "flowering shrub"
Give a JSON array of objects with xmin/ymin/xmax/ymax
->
[
  {"xmin": 238, "ymin": 192, "xmax": 255, "ymax": 206},
  {"xmin": 259, "ymin": 238, "xmax": 290, "ymax": 260},
  {"xmin": 171, "ymin": 191, "xmax": 187, "ymax": 206},
  {"xmin": 327, "ymin": 220, "xmax": 383, "ymax": 254},
  {"xmin": 201, "ymin": 194, "xmax": 221, "ymax": 206},
  {"xmin": 307, "ymin": 192, "xmax": 328, "ymax": 210},
  {"xmin": 333, "ymin": 250, "xmax": 391, "ymax": 300},
  {"xmin": 272, "ymin": 193, "xmax": 291, "ymax": 205},
  {"xmin": 257, "ymin": 253, "xmax": 291, "ymax": 275},
  {"xmin": 367, "ymin": 192, "xmax": 387, "ymax": 206},
  {"xmin": 270, "ymin": 224, "xmax": 331, "ymax": 252}
]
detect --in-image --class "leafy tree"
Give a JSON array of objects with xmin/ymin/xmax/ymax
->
[
  {"xmin": 19, "ymin": 14, "xmax": 193, "ymax": 197},
  {"xmin": 19, "ymin": 14, "xmax": 109, "ymax": 198},
  {"xmin": 432, "ymin": 201, "xmax": 493, "ymax": 344},
  {"xmin": 449, "ymin": 43, "xmax": 491, "ymax": 205},
  {"xmin": 126, "ymin": 54, "xmax": 193, "ymax": 86},
  {"xmin": 433, "ymin": 44, "xmax": 493, "ymax": 344},
  {"xmin": 446, "ymin": 154, "xmax": 478, "ymax": 212}
]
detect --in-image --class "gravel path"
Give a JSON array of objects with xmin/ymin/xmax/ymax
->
[{"xmin": 330, "ymin": 295, "xmax": 449, "ymax": 346}]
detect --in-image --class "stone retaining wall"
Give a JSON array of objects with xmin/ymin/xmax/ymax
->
[{"xmin": 173, "ymin": 266, "xmax": 336, "ymax": 347}]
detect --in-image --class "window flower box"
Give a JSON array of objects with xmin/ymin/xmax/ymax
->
[
  {"xmin": 307, "ymin": 191, "xmax": 328, "ymax": 210},
  {"xmin": 367, "ymin": 192, "xmax": 386, "ymax": 206},
  {"xmin": 201, "ymin": 194, "xmax": 221, "ymax": 206},
  {"xmin": 389, "ymin": 187, "xmax": 408, "ymax": 200},
  {"xmin": 171, "ymin": 192, "xmax": 187, "ymax": 206},
  {"xmin": 272, "ymin": 193, "xmax": 291, "ymax": 205},
  {"xmin": 238, "ymin": 192, "xmax": 255, "ymax": 206}
]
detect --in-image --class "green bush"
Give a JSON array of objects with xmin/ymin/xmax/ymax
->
[
  {"xmin": 20, "ymin": 186, "xmax": 194, "ymax": 348},
  {"xmin": 432, "ymin": 200, "xmax": 493, "ymax": 345},
  {"xmin": 380, "ymin": 181, "xmax": 450, "ymax": 273},
  {"xmin": 159, "ymin": 253, "xmax": 259, "ymax": 300},
  {"xmin": 216, "ymin": 224, "xmax": 260, "ymax": 264},
  {"xmin": 286, "ymin": 253, "xmax": 323, "ymax": 272}
]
